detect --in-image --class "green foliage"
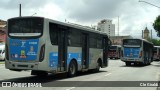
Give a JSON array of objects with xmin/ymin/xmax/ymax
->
[
  {"xmin": 147, "ymin": 38, "xmax": 160, "ymax": 46},
  {"xmin": 153, "ymin": 15, "xmax": 160, "ymax": 37}
]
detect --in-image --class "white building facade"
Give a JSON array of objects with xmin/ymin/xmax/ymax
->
[{"xmin": 97, "ymin": 19, "xmax": 115, "ymax": 36}]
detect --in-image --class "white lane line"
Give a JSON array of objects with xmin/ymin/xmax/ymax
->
[
  {"xmin": 104, "ymin": 73, "xmax": 112, "ymax": 76},
  {"xmin": 66, "ymin": 87, "xmax": 76, "ymax": 90}
]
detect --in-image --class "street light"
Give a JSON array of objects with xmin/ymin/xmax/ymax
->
[
  {"xmin": 19, "ymin": 4, "xmax": 21, "ymax": 17},
  {"xmin": 139, "ymin": 0, "xmax": 160, "ymax": 9}
]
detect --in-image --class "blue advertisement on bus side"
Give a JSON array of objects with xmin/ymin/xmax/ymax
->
[
  {"xmin": 124, "ymin": 47, "xmax": 140, "ymax": 58},
  {"xmin": 9, "ymin": 39, "xmax": 39, "ymax": 61},
  {"xmin": 49, "ymin": 52, "xmax": 82, "ymax": 68}
]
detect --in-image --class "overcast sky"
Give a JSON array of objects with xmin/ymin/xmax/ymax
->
[{"xmin": 0, "ymin": 0, "xmax": 159, "ymax": 39}]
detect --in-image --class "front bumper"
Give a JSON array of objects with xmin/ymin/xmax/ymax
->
[
  {"xmin": 121, "ymin": 57, "xmax": 143, "ymax": 62},
  {"xmin": 5, "ymin": 60, "xmax": 39, "ymax": 70},
  {"xmin": 5, "ymin": 60, "xmax": 56, "ymax": 72}
]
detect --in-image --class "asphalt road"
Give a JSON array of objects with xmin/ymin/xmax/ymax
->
[{"xmin": 0, "ymin": 59, "xmax": 159, "ymax": 90}]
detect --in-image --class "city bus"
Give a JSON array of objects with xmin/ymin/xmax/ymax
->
[
  {"xmin": 108, "ymin": 45, "xmax": 121, "ymax": 59},
  {"xmin": 121, "ymin": 39, "xmax": 153, "ymax": 66},
  {"xmin": 153, "ymin": 46, "xmax": 160, "ymax": 61},
  {"xmin": 5, "ymin": 16, "xmax": 111, "ymax": 76}
]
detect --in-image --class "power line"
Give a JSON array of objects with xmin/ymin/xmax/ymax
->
[{"xmin": 139, "ymin": 0, "xmax": 160, "ymax": 8}]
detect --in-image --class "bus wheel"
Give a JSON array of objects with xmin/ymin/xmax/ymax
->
[
  {"xmin": 95, "ymin": 61, "xmax": 100, "ymax": 72},
  {"xmin": 68, "ymin": 61, "xmax": 77, "ymax": 77},
  {"xmin": 125, "ymin": 62, "xmax": 131, "ymax": 66}
]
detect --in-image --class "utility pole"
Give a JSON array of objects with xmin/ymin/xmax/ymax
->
[
  {"xmin": 19, "ymin": 4, "xmax": 21, "ymax": 17},
  {"xmin": 118, "ymin": 16, "xmax": 119, "ymax": 36},
  {"xmin": 151, "ymin": 29, "xmax": 152, "ymax": 40},
  {"xmin": 142, "ymin": 30, "xmax": 143, "ymax": 39}
]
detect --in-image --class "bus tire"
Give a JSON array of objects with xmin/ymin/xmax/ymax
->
[
  {"xmin": 95, "ymin": 61, "xmax": 100, "ymax": 72},
  {"xmin": 143, "ymin": 60, "xmax": 147, "ymax": 65},
  {"xmin": 90, "ymin": 60, "xmax": 101, "ymax": 73},
  {"xmin": 92, "ymin": 61, "xmax": 100, "ymax": 72},
  {"xmin": 67, "ymin": 61, "xmax": 77, "ymax": 77}
]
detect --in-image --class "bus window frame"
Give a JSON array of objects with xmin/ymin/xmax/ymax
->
[
  {"xmin": 123, "ymin": 39, "xmax": 142, "ymax": 47},
  {"xmin": 7, "ymin": 17, "xmax": 44, "ymax": 39}
]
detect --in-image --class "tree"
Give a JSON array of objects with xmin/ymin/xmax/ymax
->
[
  {"xmin": 153, "ymin": 15, "xmax": 160, "ymax": 37},
  {"xmin": 147, "ymin": 38, "xmax": 160, "ymax": 46}
]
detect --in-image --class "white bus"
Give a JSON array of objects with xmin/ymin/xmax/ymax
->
[
  {"xmin": 121, "ymin": 39, "xmax": 153, "ymax": 66},
  {"xmin": 5, "ymin": 17, "xmax": 111, "ymax": 76},
  {"xmin": 153, "ymin": 46, "xmax": 160, "ymax": 60}
]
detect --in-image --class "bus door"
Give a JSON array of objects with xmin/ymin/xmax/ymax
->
[
  {"xmin": 118, "ymin": 47, "xmax": 121, "ymax": 58},
  {"xmin": 103, "ymin": 37, "xmax": 108, "ymax": 66},
  {"xmin": 58, "ymin": 28, "xmax": 67, "ymax": 72},
  {"xmin": 82, "ymin": 34, "xmax": 89, "ymax": 69}
]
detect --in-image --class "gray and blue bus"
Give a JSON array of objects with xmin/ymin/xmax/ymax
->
[
  {"xmin": 5, "ymin": 16, "xmax": 111, "ymax": 76},
  {"xmin": 121, "ymin": 39, "xmax": 153, "ymax": 66}
]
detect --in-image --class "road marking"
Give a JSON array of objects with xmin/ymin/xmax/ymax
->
[
  {"xmin": 66, "ymin": 87, "xmax": 75, "ymax": 90},
  {"xmin": 104, "ymin": 73, "xmax": 112, "ymax": 76}
]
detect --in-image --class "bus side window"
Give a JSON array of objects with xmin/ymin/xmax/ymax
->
[{"xmin": 49, "ymin": 23, "xmax": 58, "ymax": 45}]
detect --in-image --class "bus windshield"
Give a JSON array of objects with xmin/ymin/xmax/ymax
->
[
  {"xmin": 123, "ymin": 39, "xmax": 141, "ymax": 47},
  {"xmin": 8, "ymin": 17, "xmax": 44, "ymax": 37}
]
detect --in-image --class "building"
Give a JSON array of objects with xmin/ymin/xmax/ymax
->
[
  {"xmin": 97, "ymin": 19, "xmax": 115, "ymax": 36},
  {"xmin": 110, "ymin": 35, "xmax": 133, "ymax": 45},
  {"xmin": 0, "ymin": 19, "xmax": 6, "ymax": 43},
  {"xmin": 143, "ymin": 27, "xmax": 150, "ymax": 40}
]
